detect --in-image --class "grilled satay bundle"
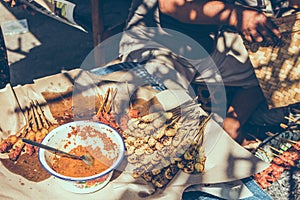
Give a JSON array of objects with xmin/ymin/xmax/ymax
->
[
  {"xmin": 93, "ymin": 87, "xmax": 210, "ymax": 189},
  {"xmin": 122, "ymin": 101, "xmax": 210, "ymax": 189},
  {"xmin": 92, "ymin": 87, "xmax": 120, "ymax": 130},
  {"xmin": 0, "ymin": 100, "xmax": 58, "ymax": 160}
]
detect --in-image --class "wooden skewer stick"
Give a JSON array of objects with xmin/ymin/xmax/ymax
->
[
  {"xmin": 98, "ymin": 94, "xmax": 103, "ymax": 107},
  {"xmin": 172, "ymin": 104, "xmax": 201, "ymax": 121},
  {"xmin": 269, "ymin": 150, "xmax": 281, "ymax": 158},
  {"xmin": 194, "ymin": 114, "xmax": 211, "ymax": 145},
  {"xmin": 284, "ymin": 116, "xmax": 300, "ymax": 125},
  {"xmin": 104, "ymin": 87, "xmax": 111, "ymax": 103},
  {"xmin": 257, "ymin": 148, "xmax": 272, "ymax": 157},
  {"xmin": 285, "ymin": 116, "xmax": 297, "ymax": 122},
  {"xmin": 35, "ymin": 100, "xmax": 50, "ymax": 129},
  {"xmin": 125, "ymin": 81, "xmax": 133, "ymax": 110},
  {"xmin": 29, "ymin": 104, "xmax": 38, "ymax": 132},
  {"xmin": 267, "ymin": 145, "xmax": 284, "ymax": 154},
  {"xmin": 97, "ymin": 88, "xmax": 110, "ymax": 114},
  {"xmin": 110, "ymin": 88, "xmax": 117, "ymax": 110},
  {"xmin": 257, "ymin": 148, "xmax": 280, "ymax": 158},
  {"xmin": 31, "ymin": 101, "xmax": 43, "ymax": 130},
  {"xmin": 266, "ymin": 131, "xmax": 298, "ymax": 144},
  {"xmin": 9, "ymin": 123, "xmax": 31, "ymax": 160},
  {"xmin": 104, "ymin": 92, "xmax": 112, "ymax": 113},
  {"xmin": 105, "ymin": 88, "xmax": 118, "ymax": 113},
  {"xmin": 278, "ymin": 137, "xmax": 297, "ymax": 145},
  {"xmin": 172, "ymin": 102, "xmax": 200, "ymax": 114},
  {"xmin": 96, "ymin": 93, "xmax": 105, "ymax": 116},
  {"xmin": 168, "ymin": 115, "xmax": 180, "ymax": 127}
]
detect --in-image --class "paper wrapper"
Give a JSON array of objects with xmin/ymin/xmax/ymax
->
[
  {"xmin": 0, "ymin": 85, "xmax": 26, "ymax": 139},
  {"xmin": 0, "ymin": 69, "xmax": 269, "ymax": 199}
]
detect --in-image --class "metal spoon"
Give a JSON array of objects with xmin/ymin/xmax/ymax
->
[{"xmin": 22, "ymin": 138, "xmax": 94, "ymax": 166}]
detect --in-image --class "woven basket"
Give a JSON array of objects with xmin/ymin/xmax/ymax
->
[{"xmin": 244, "ymin": 11, "xmax": 300, "ymax": 108}]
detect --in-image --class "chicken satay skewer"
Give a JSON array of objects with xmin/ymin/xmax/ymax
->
[
  {"xmin": 9, "ymin": 105, "xmax": 37, "ymax": 160},
  {"xmin": 22, "ymin": 105, "xmax": 38, "ymax": 155},
  {"xmin": 0, "ymin": 126, "xmax": 26, "ymax": 153},
  {"xmin": 14, "ymin": 106, "xmax": 31, "ymax": 138},
  {"xmin": 180, "ymin": 115, "xmax": 210, "ymax": 173},
  {"xmin": 32, "ymin": 101, "xmax": 48, "ymax": 144},
  {"xmin": 8, "ymin": 127, "xmax": 30, "ymax": 160},
  {"xmin": 25, "ymin": 128, "xmax": 37, "ymax": 155},
  {"xmin": 30, "ymin": 101, "xmax": 53, "ymax": 150}
]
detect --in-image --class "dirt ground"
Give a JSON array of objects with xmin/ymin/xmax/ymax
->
[{"xmin": 0, "ymin": 0, "xmax": 130, "ymax": 86}]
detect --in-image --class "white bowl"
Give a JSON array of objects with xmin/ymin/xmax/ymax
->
[{"xmin": 38, "ymin": 121, "xmax": 125, "ymax": 194}]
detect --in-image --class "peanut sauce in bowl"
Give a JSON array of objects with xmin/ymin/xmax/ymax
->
[
  {"xmin": 52, "ymin": 145, "xmax": 112, "ymax": 177},
  {"xmin": 38, "ymin": 121, "xmax": 125, "ymax": 193}
]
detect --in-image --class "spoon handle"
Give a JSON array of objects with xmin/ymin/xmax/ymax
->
[{"xmin": 22, "ymin": 138, "xmax": 80, "ymax": 159}]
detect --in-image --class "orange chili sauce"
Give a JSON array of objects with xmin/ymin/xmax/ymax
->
[{"xmin": 52, "ymin": 145, "xmax": 111, "ymax": 177}]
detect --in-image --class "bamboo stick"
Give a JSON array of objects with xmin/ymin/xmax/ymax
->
[
  {"xmin": 266, "ymin": 131, "xmax": 297, "ymax": 144},
  {"xmin": 267, "ymin": 145, "xmax": 284, "ymax": 154},
  {"xmin": 35, "ymin": 100, "xmax": 50, "ymax": 129}
]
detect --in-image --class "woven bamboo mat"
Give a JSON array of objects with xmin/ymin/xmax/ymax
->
[{"xmin": 244, "ymin": 11, "xmax": 300, "ymax": 108}]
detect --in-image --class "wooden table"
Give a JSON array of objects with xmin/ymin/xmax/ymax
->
[
  {"xmin": 90, "ymin": 0, "xmax": 129, "ymax": 47},
  {"xmin": 91, "ymin": 0, "xmax": 104, "ymax": 47}
]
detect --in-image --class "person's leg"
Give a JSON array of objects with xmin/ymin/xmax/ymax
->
[
  {"xmin": 247, "ymin": 101, "xmax": 300, "ymax": 127},
  {"xmin": 222, "ymin": 86, "xmax": 266, "ymax": 145},
  {"xmin": 0, "ymin": 27, "xmax": 10, "ymax": 89}
]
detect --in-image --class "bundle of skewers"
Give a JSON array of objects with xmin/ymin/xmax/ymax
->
[
  {"xmin": 254, "ymin": 139, "xmax": 300, "ymax": 189},
  {"xmin": 92, "ymin": 87, "xmax": 210, "ymax": 190},
  {"xmin": 252, "ymin": 113, "xmax": 300, "ymax": 189},
  {"xmin": 123, "ymin": 109, "xmax": 209, "ymax": 189},
  {"xmin": 0, "ymin": 100, "xmax": 58, "ymax": 161},
  {"xmin": 92, "ymin": 87, "xmax": 120, "ymax": 130}
]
